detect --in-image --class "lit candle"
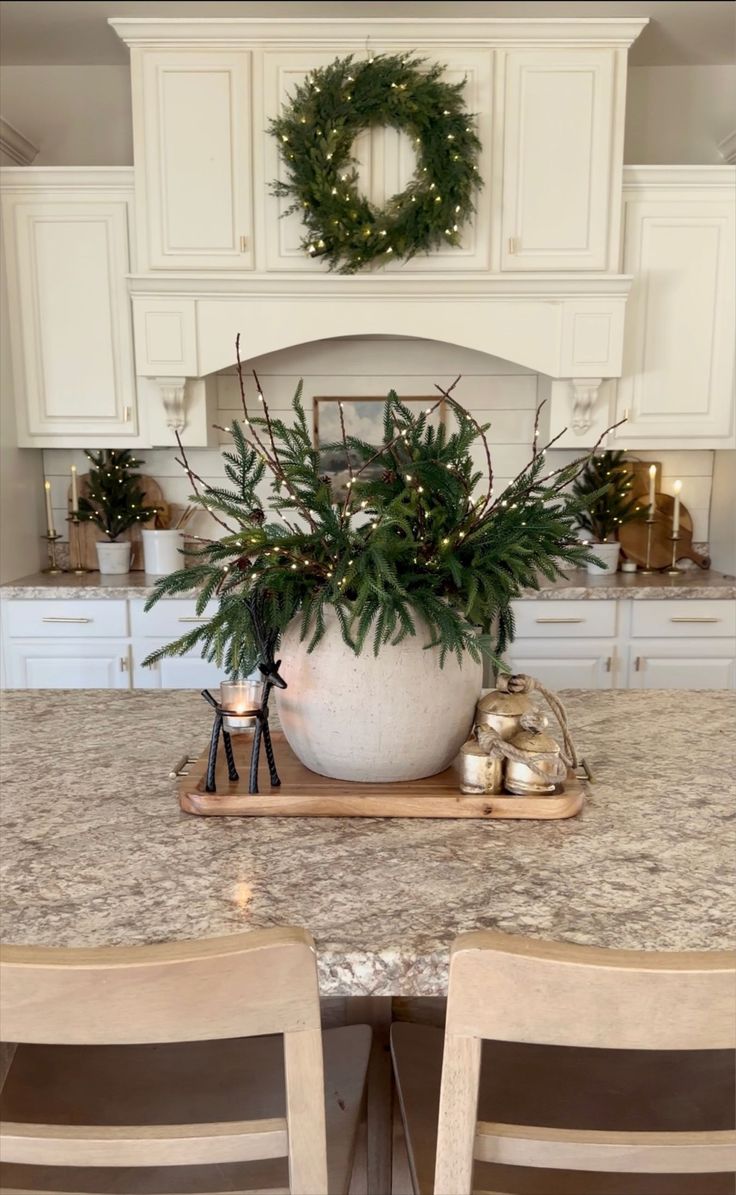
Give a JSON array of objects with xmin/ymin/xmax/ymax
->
[
  {"xmin": 672, "ymin": 480, "xmax": 682, "ymax": 537},
  {"xmin": 648, "ymin": 464, "xmax": 657, "ymax": 517},
  {"xmin": 220, "ymin": 679, "xmax": 263, "ymax": 733},
  {"xmin": 70, "ymin": 464, "xmax": 79, "ymax": 513},
  {"xmin": 43, "ymin": 479, "xmax": 55, "ymax": 537}
]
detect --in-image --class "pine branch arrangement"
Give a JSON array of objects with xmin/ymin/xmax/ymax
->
[
  {"xmin": 77, "ymin": 449, "xmax": 159, "ymax": 541},
  {"xmin": 572, "ymin": 450, "xmax": 647, "ymax": 543},
  {"xmin": 144, "ymin": 339, "xmax": 622, "ymax": 679}
]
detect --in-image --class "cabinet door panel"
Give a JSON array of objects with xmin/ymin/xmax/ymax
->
[
  {"xmin": 5, "ymin": 641, "xmax": 131, "ymax": 689},
  {"xmin": 615, "ymin": 200, "xmax": 735, "ymax": 442},
  {"xmin": 263, "ymin": 50, "xmax": 492, "ymax": 272},
  {"xmin": 501, "ymin": 50, "xmax": 615, "ymax": 270},
  {"xmin": 504, "ymin": 641, "xmax": 615, "ymax": 689},
  {"xmin": 140, "ymin": 52, "xmax": 252, "ymax": 269},
  {"xmin": 132, "ymin": 642, "xmax": 225, "ymax": 690},
  {"xmin": 9, "ymin": 201, "xmax": 137, "ymax": 439},
  {"xmin": 629, "ymin": 642, "xmax": 735, "ymax": 690}
]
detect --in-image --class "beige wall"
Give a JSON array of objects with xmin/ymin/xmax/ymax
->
[
  {"xmin": 625, "ymin": 65, "xmax": 736, "ymax": 163},
  {"xmin": 1, "ymin": 64, "xmax": 734, "ymax": 168}
]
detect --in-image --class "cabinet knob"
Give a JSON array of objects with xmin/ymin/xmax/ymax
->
[
  {"xmin": 123, "ymin": 406, "xmax": 132, "ymax": 423},
  {"xmin": 508, "ymin": 236, "xmax": 520, "ymax": 255},
  {"xmin": 239, "ymin": 235, "xmax": 248, "ymax": 252}
]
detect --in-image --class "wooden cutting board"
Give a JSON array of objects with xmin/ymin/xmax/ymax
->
[
  {"xmin": 67, "ymin": 475, "xmax": 165, "ymax": 571},
  {"xmin": 618, "ymin": 493, "xmax": 710, "ymax": 570}
]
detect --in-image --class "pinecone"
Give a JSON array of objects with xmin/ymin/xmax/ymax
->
[
  {"xmin": 248, "ymin": 508, "xmax": 265, "ymax": 525},
  {"xmin": 235, "ymin": 555, "xmax": 251, "ymax": 571},
  {"xmin": 381, "ymin": 468, "xmax": 397, "ymax": 484},
  {"xmin": 319, "ymin": 474, "xmax": 332, "ymax": 487}
]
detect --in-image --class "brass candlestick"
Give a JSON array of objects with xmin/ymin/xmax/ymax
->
[
  {"xmin": 667, "ymin": 531, "xmax": 683, "ymax": 576},
  {"xmin": 639, "ymin": 514, "xmax": 657, "ymax": 575},
  {"xmin": 66, "ymin": 514, "xmax": 92, "ymax": 575},
  {"xmin": 41, "ymin": 531, "xmax": 65, "ymax": 575}
]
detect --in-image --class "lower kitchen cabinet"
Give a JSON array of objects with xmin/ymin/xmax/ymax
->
[
  {"xmin": 628, "ymin": 642, "xmax": 736, "ymax": 690},
  {"xmin": 5, "ymin": 640, "xmax": 131, "ymax": 689},
  {"xmin": 132, "ymin": 643, "xmax": 225, "ymax": 690},
  {"xmin": 504, "ymin": 640, "xmax": 615, "ymax": 689}
]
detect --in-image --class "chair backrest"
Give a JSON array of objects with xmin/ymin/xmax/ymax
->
[
  {"xmin": 0, "ymin": 927, "xmax": 327, "ymax": 1194},
  {"xmin": 434, "ymin": 930, "xmax": 736, "ymax": 1195}
]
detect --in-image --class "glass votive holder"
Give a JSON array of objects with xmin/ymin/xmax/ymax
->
[{"xmin": 219, "ymin": 680, "xmax": 263, "ymax": 733}]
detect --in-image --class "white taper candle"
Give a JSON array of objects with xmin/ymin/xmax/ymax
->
[
  {"xmin": 70, "ymin": 464, "xmax": 79, "ymax": 512},
  {"xmin": 672, "ymin": 480, "xmax": 682, "ymax": 537},
  {"xmin": 44, "ymin": 479, "xmax": 55, "ymax": 537},
  {"xmin": 648, "ymin": 464, "xmax": 657, "ymax": 516}
]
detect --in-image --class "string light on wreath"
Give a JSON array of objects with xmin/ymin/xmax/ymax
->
[{"xmin": 270, "ymin": 52, "xmax": 483, "ymax": 274}]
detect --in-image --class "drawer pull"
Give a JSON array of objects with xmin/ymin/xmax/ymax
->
[
  {"xmin": 41, "ymin": 616, "xmax": 92, "ymax": 624},
  {"xmin": 535, "ymin": 617, "xmax": 585, "ymax": 624},
  {"xmin": 178, "ymin": 616, "xmax": 208, "ymax": 624},
  {"xmin": 669, "ymin": 616, "xmax": 720, "ymax": 624}
]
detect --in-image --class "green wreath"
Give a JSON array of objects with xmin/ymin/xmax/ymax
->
[{"xmin": 270, "ymin": 53, "xmax": 483, "ymax": 275}]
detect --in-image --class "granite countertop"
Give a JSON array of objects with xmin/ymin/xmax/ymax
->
[
  {"xmin": 2, "ymin": 569, "xmax": 735, "ymax": 601},
  {"xmin": 1, "ymin": 690, "xmax": 733, "ymax": 995}
]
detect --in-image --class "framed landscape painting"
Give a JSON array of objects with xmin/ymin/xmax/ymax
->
[{"xmin": 313, "ymin": 395, "xmax": 445, "ymax": 502}]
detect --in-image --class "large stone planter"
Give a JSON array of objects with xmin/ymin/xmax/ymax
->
[{"xmin": 276, "ymin": 609, "xmax": 482, "ymax": 782}]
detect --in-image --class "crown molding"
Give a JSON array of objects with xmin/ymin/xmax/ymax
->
[
  {"xmin": 623, "ymin": 164, "xmax": 736, "ymax": 190},
  {"xmin": 0, "ymin": 118, "xmax": 38, "ymax": 166},
  {"xmin": 109, "ymin": 16, "xmax": 648, "ymax": 50},
  {"xmin": 718, "ymin": 131, "xmax": 736, "ymax": 165},
  {"xmin": 0, "ymin": 166, "xmax": 134, "ymax": 192},
  {"xmin": 126, "ymin": 272, "xmax": 633, "ymax": 301}
]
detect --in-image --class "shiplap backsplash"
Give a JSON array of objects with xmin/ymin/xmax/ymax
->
[{"xmin": 42, "ymin": 337, "xmax": 714, "ymax": 544}]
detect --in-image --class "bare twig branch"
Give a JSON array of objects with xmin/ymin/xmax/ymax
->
[
  {"xmin": 531, "ymin": 398, "xmax": 546, "ymax": 458},
  {"xmin": 433, "ymin": 377, "xmax": 493, "ymax": 522},
  {"xmin": 174, "ymin": 432, "xmax": 236, "ymax": 535}
]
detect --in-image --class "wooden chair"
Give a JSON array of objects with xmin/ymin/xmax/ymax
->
[
  {"xmin": 0, "ymin": 927, "xmax": 371, "ymax": 1194},
  {"xmin": 391, "ymin": 931, "xmax": 736, "ymax": 1195}
]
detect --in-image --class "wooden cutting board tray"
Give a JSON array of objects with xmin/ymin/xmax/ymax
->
[{"xmin": 178, "ymin": 732, "xmax": 585, "ymax": 820}]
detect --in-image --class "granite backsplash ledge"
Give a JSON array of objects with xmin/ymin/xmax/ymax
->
[{"xmin": 2, "ymin": 569, "xmax": 735, "ymax": 602}]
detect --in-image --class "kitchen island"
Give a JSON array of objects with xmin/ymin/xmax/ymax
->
[{"xmin": 1, "ymin": 689, "xmax": 733, "ymax": 994}]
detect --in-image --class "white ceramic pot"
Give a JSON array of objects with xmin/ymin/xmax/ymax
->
[
  {"xmin": 276, "ymin": 609, "xmax": 482, "ymax": 782},
  {"xmin": 142, "ymin": 529, "xmax": 184, "ymax": 575},
  {"xmin": 585, "ymin": 542, "xmax": 621, "ymax": 576},
  {"xmin": 95, "ymin": 540, "xmax": 131, "ymax": 575}
]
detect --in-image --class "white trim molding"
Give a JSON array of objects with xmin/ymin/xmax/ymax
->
[
  {"xmin": 109, "ymin": 17, "xmax": 648, "ymax": 49},
  {"xmin": 623, "ymin": 165, "xmax": 736, "ymax": 190},
  {"xmin": 0, "ymin": 119, "xmax": 39, "ymax": 166}
]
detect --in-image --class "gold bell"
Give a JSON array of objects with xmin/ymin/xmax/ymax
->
[
  {"xmin": 455, "ymin": 738, "xmax": 504, "ymax": 795},
  {"xmin": 504, "ymin": 722, "xmax": 566, "ymax": 797},
  {"xmin": 475, "ymin": 688, "xmax": 534, "ymax": 741}
]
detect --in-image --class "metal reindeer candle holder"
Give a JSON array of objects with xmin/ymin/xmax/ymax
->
[{"xmin": 201, "ymin": 598, "xmax": 287, "ymax": 795}]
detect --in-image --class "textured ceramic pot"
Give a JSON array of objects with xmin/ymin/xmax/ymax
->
[
  {"xmin": 276, "ymin": 609, "xmax": 482, "ymax": 782},
  {"xmin": 95, "ymin": 540, "xmax": 131, "ymax": 575},
  {"xmin": 585, "ymin": 541, "xmax": 621, "ymax": 576}
]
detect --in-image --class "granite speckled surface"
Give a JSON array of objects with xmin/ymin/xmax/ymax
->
[
  {"xmin": 2, "ymin": 569, "xmax": 734, "ymax": 601},
  {"xmin": 1, "ymin": 690, "xmax": 734, "ymax": 995}
]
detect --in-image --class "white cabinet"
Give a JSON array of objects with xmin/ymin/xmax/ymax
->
[
  {"xmin": 628, "ymin": 643, "xmax": 735, "ymax": 690},
  {"xmin": 504, "ymin": 640, "xmax": 615, "ymax": 690},
  {"xmin": 129, "ymin": 598, "xmax": 226, "ymax": 689},
  {"xmin": 134, "ymin": 51, "xmax": 253, "ymax": 270},
  {"xmin": 5, "ymin": 641, "xmax": 131, "ymax": 688},
  {"xmin": 499, "ymin": 49, "xmax": 619, "ymax": 270},
  {"xmin": 1, "ymin": 169, "xmax": 142, "ymax": 448},
  {"xmin": 614, "ymin": 168, "xmax": 736, "ymax": 448}
]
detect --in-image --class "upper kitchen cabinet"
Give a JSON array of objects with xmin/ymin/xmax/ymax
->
[
  {"xmin": 0, "ymin": 168, "xmax": 145, "ymax": 448},
  {"xmin": 261, "ymin": 49, "xmax": 493, "ymax": 272},
  {"xmin": 131, "ymin": 51, "xmax": 253, "ymax": 271},
  {"xmin": 499, "ymin": 49, "xmax": 622, "ymax": 271},
  {"xmin": 613, "ymin": 167, "xmax": 736, "ymax": 449}
]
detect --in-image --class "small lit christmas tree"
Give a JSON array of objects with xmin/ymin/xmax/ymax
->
[
  {"xmin": 77, "ymin": 450, "xmax": 159, "ymax": 541},
  {"xmin": 572, "ymin": 450, "xmax": 644, "ymax": 543}
]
